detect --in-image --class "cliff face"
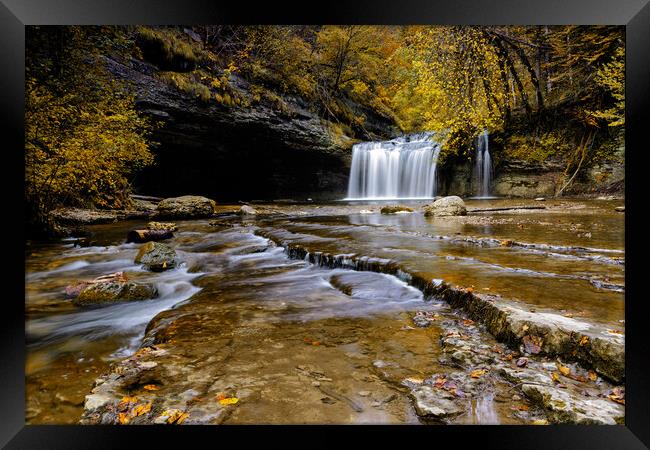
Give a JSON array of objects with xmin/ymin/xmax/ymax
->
[
  {"xmin": 106, "ymin": 56, "xmax": 398, "ymax": 202},
  {"xmin": 438, "ymin": 150, "xmax": 625, "ymax": 198}
]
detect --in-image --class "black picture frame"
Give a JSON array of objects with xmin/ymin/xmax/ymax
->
[{"xmin": 3, "ymin": 1, "xmax": 649, "ymax": 448}]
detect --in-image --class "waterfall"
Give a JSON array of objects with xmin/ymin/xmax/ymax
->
[
  {"xmin": 345, "ymin": 132, "xmax": 442, "ymax": 200},
  {"xmin": 473, "ymin": 129, "xmax": 493, "ymax": 197}
]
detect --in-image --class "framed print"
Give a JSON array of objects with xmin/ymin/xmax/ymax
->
[{"xmin": 3, "ymin": 0, "xmax": 649, "ymax": 447}]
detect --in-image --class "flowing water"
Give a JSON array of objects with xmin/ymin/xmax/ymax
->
[
  {"xmin": 473, "ymin": 130, "xmax": 493, "ymax": 198},
  {"xmin": 25, "ymin": 199, "xmax": 624, "ymax": 424},
  {"xmin": 346, "ymin": 133, "xmax": 442, "ymax": 200}
]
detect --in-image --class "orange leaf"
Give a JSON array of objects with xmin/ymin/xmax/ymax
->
[
  {"xmin": 551, "ymin": 372, "xmax": 561, "ymax": 383},
  {"xmin": 558, "ymin": 365, "xmax": 571, "ymax": 377},
  {"xmin": 470, "ymin": 369, "xmax": 487, "ymax": 379},
  {"xmin": 143, "ymin": 384, "xmax": 159, "ymax": 391},
  {"xmin": 218, "ymin": 397, "xmax": 239, "ymax": 406},
  {"xmin": 118, "ymin": 412, "xmax": 130, "ymax": 425},
  {"xmin": 579, "ymin": 336, "xmax": 590, "ymax": 346},
  {"xmin": 133, "ymin": 402, "xmax": 152, "ymax": 416},
  {"xmin": 588, "ymin": 370, "xmax": 598, "ymax": 382}
]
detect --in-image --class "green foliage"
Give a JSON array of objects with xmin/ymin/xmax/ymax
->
[{"xmin": 25, "ymin": 26, "xmax": 155, "ymax": 234}]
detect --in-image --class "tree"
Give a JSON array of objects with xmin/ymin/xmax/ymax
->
[{"xmin": 25, "ymin": 26, "xmax": 155, "ymax": 234}]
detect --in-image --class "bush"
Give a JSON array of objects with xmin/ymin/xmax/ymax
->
[{"xmin": 136, "ymin": 27, "xmax": 200, "ymax": 72}]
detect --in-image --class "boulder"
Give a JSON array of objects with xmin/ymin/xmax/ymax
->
[
  {"xmin": 155, "ymin": 195, "xmax": 216, "ymax": 219},
  {"xmin": 73, "ymin": 280, "xmax": 157, "ymax": 306},
  {"xmin": 135, "ymin": 241, "xmax": 178, "ymax": 271},
  {"xmin": 409, "ymin": 385, "xmax": 464, "ymax": 421},
  {"xmin": 239, "ymin": 205, "xmax": 258, "ymax": 216},
  {"xmin": 127, "ymin": 229, "xmax": 174, "ymax": 243},
  {"xmin": 380, "ymin": 205, "xmax": 414, "ymax": 214},
  {"xmin": 423, "ymin": 196, "xmax": 467, "ymax": 217},
  {"xmin": 147, "ymin": 221, "xmax": 178, "ymax": 232}
]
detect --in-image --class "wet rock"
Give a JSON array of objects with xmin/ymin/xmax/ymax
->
[
  {"xmin": 423, "ymin": 196, "xmax": 467, "ymax": 217},
  {"xmin": 430, "ymin": 283, "xmax": 625, "ymax": 383},
  {"xmin": 135, "ymin": 241, "xmax": 178, "ymax": 271},
  {"xmin": 74, "ymin": 280, "xmax": 158, "ymax": 306},
  {"xmin": 126, "ymin": 228, "xmax": 174, "ymax": 243},
  {"xmin": 409, "ymin": 385, "xmax": 464, "ymax": 421},
  {"xmin": 239, "ymin": 205, "xmax": 258, "ymax": 216},
  {"xmin": 380, "ymin": 205, "xmax": 414, "ymax": 214},
  {"xmin": 521, "ymin": 383, "xmax": 624, "ymax": 425},
  {"xmin": 155, "ymin": 195, "xmax": 216, "ymax": 219},
  {"xmin": 148, "ymin": 221, "xmax": 178, "ymax": 232}
]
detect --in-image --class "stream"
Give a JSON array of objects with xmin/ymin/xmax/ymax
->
[{"xmin": 25, "ymin": 198, "xmax": 625, "ymax": 425}]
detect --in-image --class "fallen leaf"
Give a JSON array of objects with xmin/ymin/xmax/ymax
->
[
  {"xmin": 607, "ymin": 329, "xmax": 624, "ymax": 335},
  {"xmin": 433, "ymin": 376, "xmax": 447, "ymax": 388},
  {"xmin": 522, "ymin": 324, "xmax": 529, "ymax": 333},
  {"xmin": 579, "ymin": 336, "xmax": 590, "ymax": 346},
  {"xmin": 558, "ymin": 364, "xmax": 571, "ymax": 377},
  {"xmin": 163, "ymin": 410, "xmax": 189, "ymax": 424},
  {"xmin": 522, "ymin": 335, "xmax": 543, "ymax": 354},
  {"xmin": 531, "ymin": 419, "xmax": 549, "ymax": 425},
  {"xmin": 491, "ymin": 346, "xmax": 503, "ymax": 354},
  {"xmin": 607, "ymin": 387, "xmax": 625, "ymax": 405},
  {"xmin": 118, "ymin": 396, "xmax": 138, "ymax": 410},
  {"xmin": 470, "ymin": 369, "xmax": 487, "ymax": 379},
  {"xmin": 466, "ymin": 287, "xmax": 475, "ymax": 293},
  {"xmin": 133, "ymin": 402, "xmax": 152, "ymax": 416},
  {"xmin": 502, "ymin": 353, "xmax": 514, "ymax": 361},
  {"xmin": 588, "ymin": 371, "xmax": 598, "ymax": 382},
  {"xmin": 551, "ymin": 372, "xmax": 561, "ymax": 383},
  {"xmin": 118, "ymin": 412, "xmax": 130, "ymax": 425},
  {"xmin": 218, "ymin": 397, "xmax": 239, "ymax": 406},
  {"xmin": 143, "ymin": 384, "xmax": 159, "ymax": 391},
  {"xmin": 463, "ymin": 319, "xmax": 474, "ymax": 326}
]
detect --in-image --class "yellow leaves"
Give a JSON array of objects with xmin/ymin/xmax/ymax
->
[
  {"xmin": 118, "ymin": 396, "xmax": 138, "ymax": 409},
  {"xmin": 531, "ymin": 419, "xmax": 549, "ymax": 425},
  {"xmin": 579, "ymin": 335, "xmax": 590, "ymax": 346},
  {"xmin": 404, "ymin": 377, "xmax": 424, "ymax": 385},
  {"xmin": 117, "ymin": 399, "xmax": 152, "ymax": 424},
  {"xmin": 470, "ymin": 369, "xmax": 487, "ymax": 379},
  {"xmin": 587, "ymin": 370, "xmax": 598, "ymax": 382},
  {"xmin": 143, "ymin": 384, "xmax": 159, "ymax": 391},
  {"xmin": 133, "ymin": 402, "xmax": 152, "ymax": 416},
  {"xmin": 215, "ymin": 392, "xmax": 240, "ymax": 406},
  {"xmin": 550, "ymin": 372, "xmax": 561, "ymax": 383},
  {"xmin": 558, "ymin": 364, "xmax": 571, "ymax": 377},
  {"xmin": 161, "ymin": 409, "xmax": 189, "ymax": 424},
  {"xmin": 218, "ymin": 397, "xmax": 240, "ymax": 406}
]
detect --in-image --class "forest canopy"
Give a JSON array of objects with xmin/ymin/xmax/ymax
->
[{"xmin": 25, "ymin": 25, "xmax": 625, "ymax": 234}]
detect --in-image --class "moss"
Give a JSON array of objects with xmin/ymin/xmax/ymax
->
[{"xmin": 136, "ymin": 27, "xmax": 200, "ymax": 72}]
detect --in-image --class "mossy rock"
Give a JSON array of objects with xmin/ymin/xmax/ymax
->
[
  {"xmin": 74, "ymin": 281, "xmax": 158, "ymax": 306},
  {"xmin": 380, "ymin": 205, "xmax": 414, "ymax": 214},
  {"xmin": 155, "ymin": 195, "xmax": 216, "ymax": 219},
  {"xmin": 423, "ymin": 196, "xmax": 467, "ymax": 217},
  {"xmin": 135, "ymin": 241, "xmax": 178, "ymax": 271}
]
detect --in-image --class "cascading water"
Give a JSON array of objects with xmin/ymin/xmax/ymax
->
[
  {"xmin": 473, "ymin": 129, "xmax": 493, "ymax": 198},
  {"xmin": 345, "ymin": 132, "xmax": 442, "ymax": 200}
]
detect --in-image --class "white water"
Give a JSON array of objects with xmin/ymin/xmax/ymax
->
[
  {"xmin": 473, "ymin": 130, "xmax": 493, "ymax": 197},
  {"xmin": 345, "ymin": 133, "xmax": 442, "ymax": 200}
]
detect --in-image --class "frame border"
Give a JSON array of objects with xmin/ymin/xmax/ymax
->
[{"xmin": 4, "ymin": 1, "xmax": 649, "ymax": 448}]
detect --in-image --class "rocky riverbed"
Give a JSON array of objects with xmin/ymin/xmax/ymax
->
[{"xmin": 25, "ymin": 198, "xmax": 625, "ymax": 425}]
